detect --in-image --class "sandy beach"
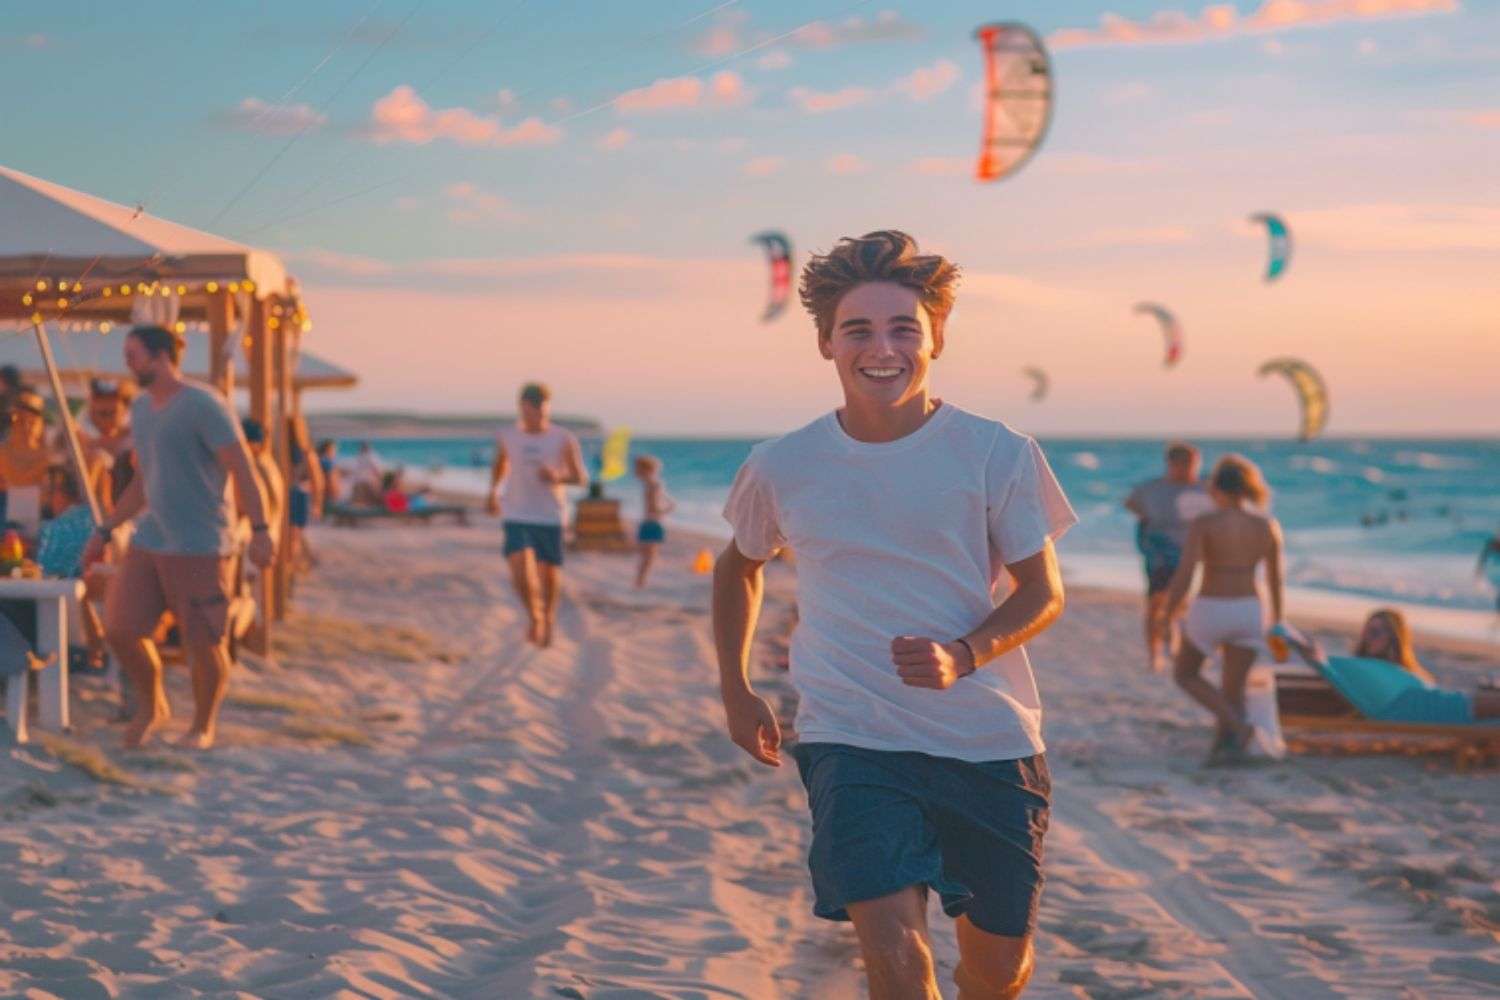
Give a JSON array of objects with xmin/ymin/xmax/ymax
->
[{"xmin": 3, "ymin": 520, "xmax": 1497, "ymax": 998}]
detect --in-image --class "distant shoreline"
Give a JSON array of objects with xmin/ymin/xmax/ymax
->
[{"xmin": 307, "ymin": 411, "xmax": 604, "ymax": 440}]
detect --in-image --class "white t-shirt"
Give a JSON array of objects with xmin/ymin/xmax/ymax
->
[
  {"xmin": 497, "ymin": 425, "xmax": 578, "ymax": 526},
  {"xmin": 723, "ymin": 403, "xmax": 1077, "ymax": 762}
]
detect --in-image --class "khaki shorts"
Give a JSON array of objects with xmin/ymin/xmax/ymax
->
[{"xmin": 105, "ymin": 546, "xmax": 235, "ymax": 648}]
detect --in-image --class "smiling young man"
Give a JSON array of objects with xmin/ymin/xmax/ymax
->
[{"xmin": 714, "ymin": 231, "xmax": 1076, "ymax": 999}]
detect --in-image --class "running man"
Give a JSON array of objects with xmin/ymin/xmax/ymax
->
[
  {"xmin": 714, "ymin": 231, "xmax": 1075, "ymax": 999},
  {"xmin": 486, "ymin": 383, "xmax": 585, "ymax": 647},
  {"xmin": 1124, "ymin": 442, "xmax": 1211, "ymax": 672}
]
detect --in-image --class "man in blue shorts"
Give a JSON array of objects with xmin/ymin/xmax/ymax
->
[
  {"xmin": 487, "ymin": 383, "xmax": 585, "ymax": 647},
  {"xmin": 1124, "ymin": 443, "xmax": 1210, "ymax": 672},
  {"xmin": 714, "ymin": 231, "xmax": 1075, "ymax": 999}
]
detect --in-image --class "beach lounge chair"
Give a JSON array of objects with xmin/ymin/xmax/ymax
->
[
  {"xmin": 1276, "ymin": 645, "xmax": 1499, "ymax": 770},
  {"xmin": 326, "ymin": 501, "xmax": 469, "ymax": 527}
]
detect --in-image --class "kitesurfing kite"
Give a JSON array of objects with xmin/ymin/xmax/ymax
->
[
  {"xmin": 1021, "ymin": 366, "xmax": 1048, "ymax": 402},
  {"xmin": 973, "ymin": 22, "xmax": 1052, "ymax": 183},
  {"xmin": 1258, "ymin": 357, "xmax": 1328, "ymax": 441},
  {"xmin": 598, "ymin": 427, "xmax": 631, "ymax": 483},
  {"xmin": 1249, "ymin": 212, "xmax": 1292, "ymax": 282},
  {"xmin": 750, "ymin": 231, "xmax": 793, "ymax": 322},
  {"xmin": 1132, "ymin": 302, "xmax": 1183, "ymax": 368}
]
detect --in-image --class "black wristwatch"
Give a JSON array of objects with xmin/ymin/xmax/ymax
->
[
  {"xmin": 955, "ymin": 637, "xmax": 979, "ymax": 677},
  {"xmin": 94, "ymin": 524, "xmax": 114, "ymax": 540}
]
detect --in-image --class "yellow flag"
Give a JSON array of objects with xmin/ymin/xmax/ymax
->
[{"xmin": 599, "ymin": 426, "xmax": 631, "ymax": 482}]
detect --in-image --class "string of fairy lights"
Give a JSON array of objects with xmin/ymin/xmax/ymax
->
[{"xmin": 13, "ymin": 277, "xmax": 311, "ymax": 343}]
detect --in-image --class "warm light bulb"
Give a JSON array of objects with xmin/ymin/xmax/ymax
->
[
  {"xmin": 31, "ymin": 312, "xmax": 43, "ymax": 324},
  {"xmin": 100, "ymin": 322, "xmax": 113, "ymax": 333},
  {"xmin": 176, "ymin": 285, "xmax": 187, "ymax": 296},
  {"xmin": 228, "ymin": 282, "xmax": 240, "ymax": 293},
  {"xmin": 206, "ymin": 281, "xmax": 219, "ymax": 293},
  {"xmin": 102, "ymin": 286, "xmax": 112, "ymax": 297},
  {"xmin": 242, "ymin": 280, "xmax": 255, "ymax": 293},
  {"xmin": 36, "ymin": 279, "xmax": 48, "ymax": 291},
  {"xmin": 173, "ymin": 321, "xmax": 186, "ymax": 334},
  {"xmin": 120, "ymin": 285, "xmax": 131, "ymax": 295},
  {"xmin": 21, "ymin": 293, "xmax": 32, "ymax": 306}
]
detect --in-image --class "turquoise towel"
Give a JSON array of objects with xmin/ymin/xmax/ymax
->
[{"xmin": 1320, "ymin": 656, "xmax": 1480, "ymax": 725}]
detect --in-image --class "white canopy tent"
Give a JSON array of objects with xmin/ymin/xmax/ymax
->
[{"xmin": 0, "ymin": 163, "xmax": 320, "ymax": 649}]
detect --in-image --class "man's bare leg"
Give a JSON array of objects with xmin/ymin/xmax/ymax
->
[
  {"xmin": 954, "ymin": 915, "xmax": 1035, "ymax": 1000},
  {"xmin": 1145, "ymin": 592, "xmax": 1169, "ymax": 672},
  {"xmin": 506, "ymin": 549, "xmax": 542, "ymax": 644},
  {"xmin": 846, "ymin": 887, "xmax": 941, "ymax": 1000},
  {"xmin": 177, "ymin": 639, "xmax": 232, "ymax": 750},
  {"xmin": 635, "ymin": 542, "xmax": 657, "ymax": 589},
  {"xmin": 104, "ymin": 631, "xmax": 171, "ymax": 748},
  {"xmin": 538, "ymin": 562, "xmax": 561, "ymax": 648}
]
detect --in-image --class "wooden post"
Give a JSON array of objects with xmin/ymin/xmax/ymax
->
[
  {"xmin": 245, "ymin": 296, "xmax": 273, "ymax": 655},
  {"xmin": 207, "ymin": 290, "xmax": 234, "ymax": 398},
  {"xmin": 271, "ymin": 310, "xmax": 293, "ymax": 620}
]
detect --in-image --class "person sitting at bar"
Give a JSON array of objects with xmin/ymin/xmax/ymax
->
[{"xmin": 0, "ymin": 389, "xmax": 55, "ymax": 530}]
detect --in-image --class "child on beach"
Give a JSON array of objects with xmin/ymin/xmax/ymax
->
[
  {"xmin": 633, "ymin": 454, "xmax": 675, "ymax": 588},
  {"xmin": 713, "ymin": 231, "xmax": 1075, "ymax": 999}
]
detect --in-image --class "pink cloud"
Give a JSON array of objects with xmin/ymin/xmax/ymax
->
[
  {"xmin": 910, "ymin": 157, "xmax": 968, "ymax": 177},
  {"xmin": 826, "ymin": 153, "xmax": 870, "ymax": 176},
  {"xmin": 787, "ymin": 85, "xmax": 874, "ymax": 114},
  {"xmin": 616, "ymin": 71, "xmax": 750, "ymax": 114},
  {"xmin": 1460, "ymin": 110, "xmax": 1500, "ymax": 128},
  {"xmin": 757, "ymin": 49, "xmax": 793, "ymax": 70},
  {"xmin": 596, "ymin": 127, "xmax": 633, "ymax": 151},
  {"xmin": 889, "ymin": 59, "xmax": 960, "ymax": 102},
  {"xmin": 366, "ymin": 85, "xmax": 561, "ymax": 147},
  {"xmin": 742, "ymin": 156, "xmax": 786, "ymax": 177},
  {"xmin": 220, "ymin": 97, "xmax": 328, "ymax": 136},
  {"xmin": 442, "ymin": 182, "xmax": 522, "ymax": 226},
  {"xmin": 1050, "ymin": 0, "xmax": 1458, "ymax": 50},
  {"xmin": 1293, "ymin": 203, "xmax": 1500, "ymax": 251},
  {"xmin": 792, "ymin": 11, "xmax": 923, "ymax": 48}
]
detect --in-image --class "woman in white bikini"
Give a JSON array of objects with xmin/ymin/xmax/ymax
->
[{"xmin": 1164, "ymin": 454, "xmax": 1284, "ymax": 759}]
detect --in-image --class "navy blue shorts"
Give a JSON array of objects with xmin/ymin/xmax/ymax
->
[
  {"xmin": 637, "ymin": 520, "xmax": 665, "ymax": 544},
  {"xmin": 502, "ymin": 521, "xmax": 564, "ymax": 566},
  {"xmin": 289, "ymin": 487, "xmax": 311, "ymax": 528},
  {"xmin": 791, "ymin": 742, "xmax": 1050, "ymax": 938}
]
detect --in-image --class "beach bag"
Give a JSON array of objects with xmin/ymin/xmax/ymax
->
[{"xmin": 1244, "ymin": 665, "xmax": 1287, "ymax": 759}]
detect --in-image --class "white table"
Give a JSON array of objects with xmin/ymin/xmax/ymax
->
[{"xmin": 0, "ymin": 577, "xmax": 85, "ymax": 744}]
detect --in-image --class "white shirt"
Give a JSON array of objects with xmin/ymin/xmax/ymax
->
[
  {"xmin": 497, "ymin": 425, "xmax": 578, "ymax": 526},
  {"xmin": 723, "ymin": 404, "xmax": 1076, "ymax": 762}
]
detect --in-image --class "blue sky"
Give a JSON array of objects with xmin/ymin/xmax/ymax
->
[{"xmin": 3, "ymin": 1, "xmax": 1497, "ymax": 434}]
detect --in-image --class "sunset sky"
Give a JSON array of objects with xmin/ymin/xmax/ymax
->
[{"xmin": 3, "ymin": 0, "xmax": 1496, "ymax": 435}]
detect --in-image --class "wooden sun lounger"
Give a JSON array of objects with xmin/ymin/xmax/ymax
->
[
  {"xmin": 1275, "ymin": 673, "xmax": 1500, "ymax": 770},
  {"xmin": 327, "ymin": 503, "xmax": 469, "ymax": 528}
]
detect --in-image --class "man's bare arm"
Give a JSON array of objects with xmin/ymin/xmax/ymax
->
[
  {"xmin": 712, "ymin": 542, "xmax": 782, "ymax": 766},
  {"xmin": 960, "ymin": 542, "xmax": 1066, "ymax": 668},
  {"xmin": 560, "ymin": 436, "xmax": 587, "ymax": 486},
  {"xmin": 892, "ymin": 541, "xmax": 1066, "ymax": 689},
  {"xmin": 219, "ymin": 441, "xmax": 275, "ymax": 568}
]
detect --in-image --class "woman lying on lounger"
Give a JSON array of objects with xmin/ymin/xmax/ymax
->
[{"xmin": 1275, "ymin": 612, "xmax": 1500, "ymax": 723}]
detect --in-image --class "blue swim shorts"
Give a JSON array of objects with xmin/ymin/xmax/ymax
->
[
  {"xmin": 289, "ymin": 486, "xmax": 311, "ymax": 528},
  {"xmin": 502, "ymin": 521, "xmax": 564, "ymax": 566},
  {"xmin": 637, "ymin": 520, "xmax": 665, "ymax": 544},
  {"xmin": 791, "ymin": 742, "xmax": 1050, "ymax": 938}
]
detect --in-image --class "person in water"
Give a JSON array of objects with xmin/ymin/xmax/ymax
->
[
  {"xmin": 1163, "ymin": 454, "xmax": 1284, "ymax": 761},
  {"xmin": 715, "ymin": 230, "xmax": 1074, "ymax": 999},
  {"xmin": 1477, "ymin": 530, "xmax": 1500, "ymax": 613},
  {"xmin": 1124, "ymin": 442, "xmax": 1211, "ymax": 672}
]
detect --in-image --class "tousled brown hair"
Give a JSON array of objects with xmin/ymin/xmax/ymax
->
[
  {"xmin": 799, "ymin": 230, "xmax": 961, "ymax": 342},
  {"xmin": 1210, "ymin": 453, "xmax": 1270, "ymax": 506}
]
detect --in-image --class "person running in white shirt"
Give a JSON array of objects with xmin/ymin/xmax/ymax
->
[
  {"xmin": 714, "ymin": 231, "xmax": 1075, "ymax": 1000},
  {"xmin": 486, "ymin": 382, "xmax": 585, "ymax": 647}
]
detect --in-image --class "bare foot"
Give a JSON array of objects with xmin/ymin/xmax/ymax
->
[
  {"xmin": 538, "ymin": 617, "xmax": 554, "ymax": 649},
  {"xmin": 122, "ymin": 708, "xmax": 171, "ymax": 749},
  {"xmin": 175, "ymin": 728, "xmax": 216, "ymax": 751},
  {"xmin": 526, "ymin": 617, "xmax": 544, "ymax": 646}
]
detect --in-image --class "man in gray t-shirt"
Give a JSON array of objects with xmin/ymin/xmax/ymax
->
[
  {"xmin": 84, "ymin": 326, "xmax": 274, "ymax": 751},
  {"xmin": 1124, "ymin": 442, "xmax": 1210, "ymax": 672}
]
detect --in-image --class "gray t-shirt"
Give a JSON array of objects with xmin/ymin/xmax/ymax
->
[
  {"xmin": 1126, "ymin": 476, "xmax": 1212, "ymax": 548},
  {"xmin": 130, "ymin": 381, "xmax": 243, "ymax": 555}
]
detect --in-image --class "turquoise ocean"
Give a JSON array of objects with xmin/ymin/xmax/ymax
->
[{"xmin": 336, "ymin": 435, "xmax": 1500, "ymax": 628}]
